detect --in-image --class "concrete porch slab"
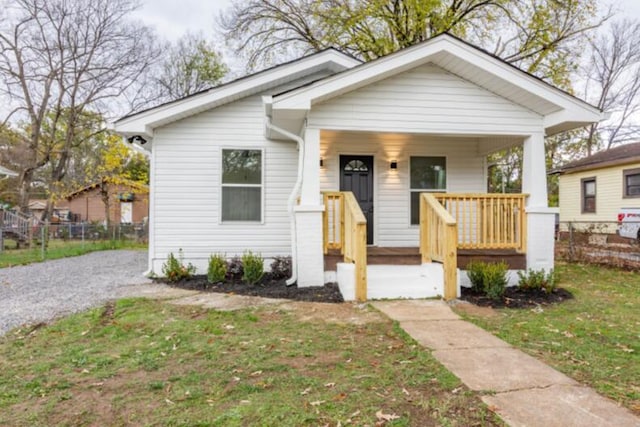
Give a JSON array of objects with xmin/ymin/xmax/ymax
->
[
  {"xmin": 432, "ymin": 347, "xmax": 578, "ymax": 392},
  {"xmin": 483, "ymin": 384, "xmax": 640, "ymax": 427},
  {"xmin": 372, "ymin": 300, "xmax": 459, "ymax": 321},
  {"xmin": 400, "ymin": 319, "xmax": 511, "ymax": 350}
]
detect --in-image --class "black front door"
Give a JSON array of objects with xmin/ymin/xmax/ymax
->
[{"xmin": 340, "ymin": 155, "xmax": 374, "ymax": 244}]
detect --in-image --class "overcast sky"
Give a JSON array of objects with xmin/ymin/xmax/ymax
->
[{"xmin": 135, "ymin": 0, "xmax": 640, "ymax": 43}]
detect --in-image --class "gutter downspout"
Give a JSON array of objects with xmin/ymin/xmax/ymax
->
[{"xmin": 264, "ymin": 116, "xmax": 305, "ymax": 286}]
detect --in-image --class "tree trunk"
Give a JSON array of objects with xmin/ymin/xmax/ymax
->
[{"xmin": 100, "ymin": 181, "xmax": 111, "ymax": 228}]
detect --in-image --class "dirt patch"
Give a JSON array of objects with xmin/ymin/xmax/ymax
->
[
  {"xmin": 157, "ymin": 274, "xmax": 344, "ymax": 303},
  {"xmin": 459, "ymin": 287, "xmax": 573, "ymax": 309},
  {"xmin": 275, "ymin": 301, "xmax": 386, "ymax": 325}
]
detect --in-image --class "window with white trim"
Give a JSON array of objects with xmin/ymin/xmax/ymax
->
[
  {"xmin": 410, "ymin": 156, "xmax": 446, "ymax": 225},
  {"xmin": 221, "ymin": 149, "xmax": 262, "ymax": 222},
  {"xmin": 623, "ymin": 168, "xmax": 640, "ymax": 198},
  {"xmin": 581, "ymin": 177, "xmax": 596, "ymax": 213}
]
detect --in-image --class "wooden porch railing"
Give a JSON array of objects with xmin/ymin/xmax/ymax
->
[
  {"xmin": 419, "ymin": 193, "xmax": 458, "ymax": 300},
  {"xmin": 323, "ymin": 192, "xmax": 344, "ymax": 254},
  {"xmin": 322, "ymin": 191, "xmax": 367, "ymax": 301},
  {"xmin": 435, "ymin": 193, "xmax": 527, "ymax": 253}
]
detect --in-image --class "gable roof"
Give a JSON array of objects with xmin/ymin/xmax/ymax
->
[
  {"xmin": 112, "ymin": 48, "xmax": 361, "ymax": 146},
  {"xmin": 269, "ymin": 33, "xmax": 603, "ymax": 136},
  {"xmin": 553, "ymin": 142, "xmax": 640, "ymax": 174}
]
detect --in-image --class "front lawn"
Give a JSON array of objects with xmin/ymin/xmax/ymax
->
[
  {"xmin": 0, "ymin": 299, "xmax": 502, "ymax": 426},
  {"xmin": 454, "ymin": 262, "xmax": 640, "ymax": 414}
]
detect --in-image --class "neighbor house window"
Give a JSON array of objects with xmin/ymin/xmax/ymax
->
[
  {"xmin": 410, "ymin": 156, "xmax": 446, "ymax": 225},
  {"xmin": 221, "ymin": 149, "xmax": 262, "ymax": 222},
  {"xmin": 623, "ymin": 168, "xmax": 640, "ymax": 198},
  {"xmin": 581, "ymin": 177, "xmax": 596, "ymax": 213}
]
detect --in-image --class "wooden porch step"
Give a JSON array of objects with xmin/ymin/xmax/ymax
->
[{"xmin": 325, "ymin": 247, "xmax": 526, "ymax": 270}]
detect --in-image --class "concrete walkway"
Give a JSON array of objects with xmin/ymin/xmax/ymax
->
[{"xmin": 372, "ymin": 300, "xmax": 640, "ymax": 427}]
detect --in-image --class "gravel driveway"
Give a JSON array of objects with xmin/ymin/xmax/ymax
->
[{"xmin": 0, "ymin": 250, "xmax": 151, "ymax": 336}]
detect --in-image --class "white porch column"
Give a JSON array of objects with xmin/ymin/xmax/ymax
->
[
  {"xmin": 295, "ymin": 127, "xmax": 325, "ymax": 287},
  {"xmin": 522, "ymin": 132, "xmax": 558, "ymax": 271}
]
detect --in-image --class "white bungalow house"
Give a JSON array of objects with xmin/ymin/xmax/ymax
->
[{"xmin": 113, "ymin": 34, "xmax": 603, "ymax": 301}]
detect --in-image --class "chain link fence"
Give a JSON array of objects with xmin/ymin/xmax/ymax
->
[
  {"xmin": 1, "ymin": 221, "xmax": 148, "ymax": 260},
  {"xmin": 556, "ymin": 221, "xmax": 640, "ymax": 269}
]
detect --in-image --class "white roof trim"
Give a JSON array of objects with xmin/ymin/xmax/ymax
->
[
  {"xmin": 272, "ymin": 34, "xmax": 603, "ymax": 134},
  {"xmin": 113, "ymin": 49, "xmax": 361, "ymax": 140},
  {"xmin": 0, "ymin": 165, "xmax": 17, "ymax": 177}
]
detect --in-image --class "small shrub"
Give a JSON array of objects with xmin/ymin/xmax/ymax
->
[
  {"xmin": 465, "ymin": 261, "xmax": 509, "ymax": 301},
  {"xmin": 226, "ymin": 256, "xmax": 243, "ymax": 280},
  {"xmin": 465, "ymin": 261, "xmax": 485, "ymax": 293},
  {"xmin": 270, "ymin": 256, "xmax": 292, "ymax": 280},
  {"xmin": 482, "ymin": 261, "xmax": 509, "ymax": 301},
  {"xmin": 242, "ymin": 250, "xmax": 264, "ymax": 285},
  {"xmin": 161, "ymin": 249, "xmax": 196, "ymax": 282},
  {"xmin": 207, "ymin": 253, "xmax": 227, "ymax": 284},
  {"xmin": 518, "ymin": 268, "xmax": 556, "ymax": 294}
]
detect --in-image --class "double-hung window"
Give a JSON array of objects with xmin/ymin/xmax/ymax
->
[
  {"xmin": 581, "ymin": 177, "xmax": 596, "ymax": 213},
  {"xmin": 410, "ymin": 156, "xmax": 446, "ymax": 225},
  {"xmin": 221, "ymin": 149, "xmax": 262, "ymax": 222},
  {"xmin": 623, "ymin": 168, "xmax": 640, "ymax": 198}
]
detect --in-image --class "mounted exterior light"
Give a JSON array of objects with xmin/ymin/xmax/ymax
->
[
  {"xmin": 320, "ymin": 157, "xmax": 324, "ymax": 167},
  {"xmin": 127, "ymin": 135, "xmax": 147, "ymax": 145},
  {"xmin": 390, "ymin": 160, "xmax": 398, "ymax": 170}
]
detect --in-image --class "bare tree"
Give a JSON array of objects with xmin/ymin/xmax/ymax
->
[
  {"xmin": 154, "ymin": 33, "xmax": 228, "ymax": 102},
  {"xmin": 0, "ymin": 0, "xmax": 159, "ymax": 217},
  {"xmin": 582, "ymin": 19, "xmax": 640, "ymax": 154},
  {"xmin": 219, "ymin": 0, "xmax": 608, "ymax": 84}
]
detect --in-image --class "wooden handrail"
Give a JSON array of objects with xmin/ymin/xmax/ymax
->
[
  {"xmin": 435, "ymin": 193, "xmax": 527, "ymax": 253},
  {"xmin": 322, "ymin": 191, "xmax": 367, "ymax": 301},
  {"xmin": 420, "ymin": 193, "xmax": 458, "ymax": 300}
]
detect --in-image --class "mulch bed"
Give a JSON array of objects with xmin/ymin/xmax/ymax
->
[
  {"xmin": 459, "ymin": 286, "xmax": 573, "ymax": 309},
  {"xmin": 157, "ymin": 273, "xmax": 344, "ymax": 303}
]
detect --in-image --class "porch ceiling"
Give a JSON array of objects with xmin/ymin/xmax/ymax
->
[{"xmin": 320, "ymin": 130, "xmax": 523, "ymax": 155}]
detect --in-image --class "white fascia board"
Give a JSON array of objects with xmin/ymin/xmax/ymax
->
[
  {"xmin": 543, "ymin": 109, "xmax": 605, "ymax": 134},
  {"xmin": 113, "ymin": 50, "xmax": 360, "ymax": 136},
  {"xmin": 273, "ymin": 35, "xmax": 602, "ymax": 122},
  {"xmin": 446, "ymin": 40, "xmax": 602, "ymax": 117}
]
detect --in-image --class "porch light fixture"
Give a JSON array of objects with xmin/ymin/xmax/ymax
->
[
  {"xmin": 390, "ymin": 160, "xmax": 398, "ymax": 170},
  {"xmin": 320, "ymin": 157, "xmax": 324, "ymax": 167}
]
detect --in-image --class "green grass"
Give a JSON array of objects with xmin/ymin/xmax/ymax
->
[
  {"xmin": 0, "ymin": 240, "xmax": 146, "ymax": 268},
  {"xmin": 0, "ymin": 299, "xmax": 503, "ymax": 426},
  {"xmin": 453, "ymin": 262, "xmax": 640, "ymax": 414}
]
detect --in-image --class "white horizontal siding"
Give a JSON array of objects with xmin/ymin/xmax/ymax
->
[
  {"xmin": 150, "ymin": 95, "xmax": 297, "ymax": 273},
  {"xmin": 309, "ymin": 64, "xmax": 543, "ymax": 135},
  {"xmin": 320, "ymin": 131, "xmax": 486, "ymax": 247}
]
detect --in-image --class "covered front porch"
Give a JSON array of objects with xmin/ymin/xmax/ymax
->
[
  {"xmin": 286, "ymin": 127, "xmax": 555, "ymax": 301},
  {"xmin": 322, "ymin": 190, "xmax": 529, "ymax": 301},
  {"xmin": 265, "ymin": 35, "xmax": 602, "ymax": 299}
]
